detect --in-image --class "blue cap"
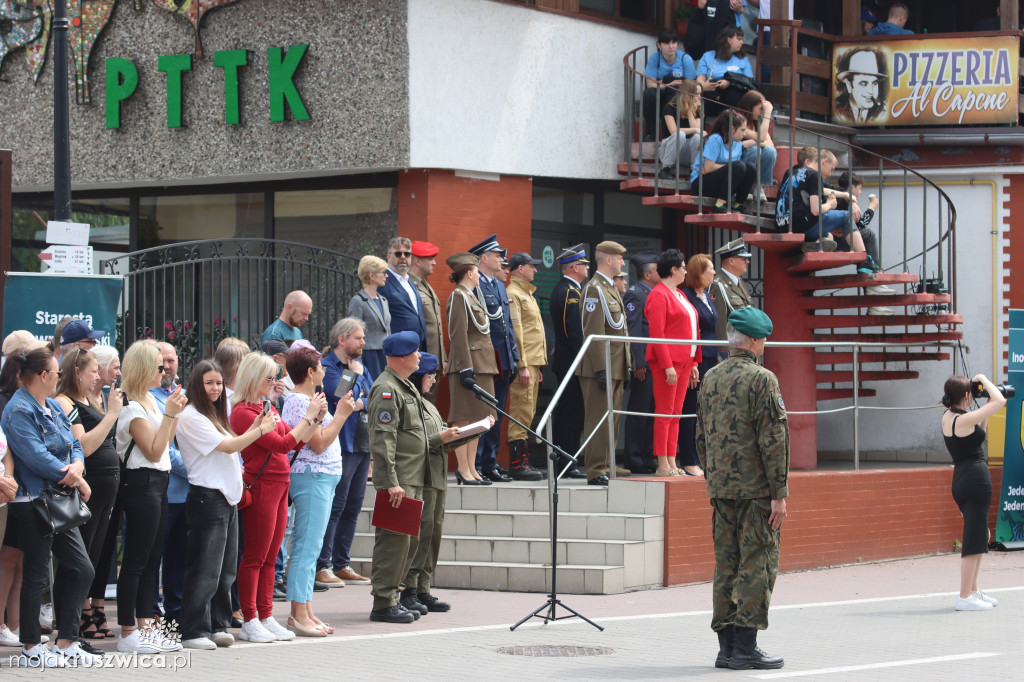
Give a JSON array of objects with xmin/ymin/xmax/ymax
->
[
  {"xmin": 412, "ymin": 352, "xmax": 439, "ymax": 376},
  {"xmin": 469, "ymin": 234, "xmax": 502, "ymax": 256},
  {"xmin": 382, "ymin": 331, "xmax": 421, "ymax": 357},
  {"xmin": 557, "ymin": 244, "xmax": 589, "ymax": 265},
  {"xmin": 861, "ymin": 9, "xmax": 877, "ymax": 24},
  {"xmin": 630, "ymin": 252, "xmax": 658, "ymax": 270},
  {"xmin": 61, "ymin": 319, "xmax": 104, "ymax": 344}
]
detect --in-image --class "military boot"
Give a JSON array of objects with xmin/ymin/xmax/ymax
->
[
  {"xmin": 728, "ymin": 627, "xmax": 783, "ymax": 670},
  {"xmin": 508, "ymin": 440, "xmax": 543, "ymax": 481},
  {"xmin": 714, "ymin": 625, "xmax": 735, "ymax": 668}
]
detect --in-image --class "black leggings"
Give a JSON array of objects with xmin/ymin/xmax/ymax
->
[
  {"xmin": 696, "ymin": 161, "xmax": 757, "ymax": 204},
  {"xmin": 116, "ymin": 469, "xmax": 168, "ymax": 626},
  {"xmin": 79, "ymin": 472, "xmax": 118, "ymax": 576}
]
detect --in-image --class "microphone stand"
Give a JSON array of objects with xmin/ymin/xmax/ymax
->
[{"xmin": 462, "ymin": 379, "xmax": 603, "ymax": 632}]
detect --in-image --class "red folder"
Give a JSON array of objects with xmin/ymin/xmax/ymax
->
[{"xmin": 371, "ymin": 489, "xmax": 423, "ymax": 536}]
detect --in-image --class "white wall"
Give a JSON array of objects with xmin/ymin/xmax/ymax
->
[
  {"xmin": 408, "ymin": 0, "xmax": 649, "ymax": 179},
  {"xmin": 817, "ymin": 171, "xmax": 1008, "ymax": 458}
]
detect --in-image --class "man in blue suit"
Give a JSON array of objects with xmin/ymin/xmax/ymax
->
[
  {"xmin": 380, "ymin": 237, "xmax": 426, "ymax": 349},
  {"xmin": 469, "ymin": 234, "xmax": 537, "ymax": 482}
]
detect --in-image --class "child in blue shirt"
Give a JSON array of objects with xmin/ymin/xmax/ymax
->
[
  {"xmin": 697, "ymin": 26, "xmax": 754, "ymax": 115},
  {"xmin": 641, "ymin": 29, "xmax": 697, "ymax": 141},
  {"xmin": 690, "ymin": 110, "xmax": 757, "ymax": 213}
]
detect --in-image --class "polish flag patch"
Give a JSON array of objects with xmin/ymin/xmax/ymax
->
[{"xmin": 382, "ymin": 392, "xmax": 393, "ymax": 400}]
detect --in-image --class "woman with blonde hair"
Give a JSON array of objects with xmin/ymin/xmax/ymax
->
[
  {"xmin": 679, "ymin": 253, "xmax": 719, "ymax": 476},
  {"xmin": 115, "ymin": 341, "xmax": 187, "ymax": 654},
  {"xmin": 229, "ymin": 352, "xmax": 325, "ymax": 643},
  {"xmin": 348, "ymin": 255, "xmax": 391, "ymax": 380},
  {"xmin": 659, "ymin": 79, "xmax": 704, "ymax": 179},
  {"xmin": 737, "ymin": 89, "xmax": 777, "ymax": 201}
]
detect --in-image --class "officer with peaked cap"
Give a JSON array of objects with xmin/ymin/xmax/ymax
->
[
  {"xmin": 711, "ymin": 239, "xmax": 754, "ymax": 356},
  {"xmin": 575, "ymin": 240, "xmax": 634, "ymax": 485},
  {"xmin": 696, "ymin": 306, "xmax": 788, "ymax": 671},
  {"xmin": 467, "ymin": 234, "xmax": 519, "ymax": 482},
  {"xmin": 622, "ymin": 251, "xmax": 659, "ymax": 474},
  {"xmin": 547, "ymin": 245, "xmax": 590, "ymax": 478}
]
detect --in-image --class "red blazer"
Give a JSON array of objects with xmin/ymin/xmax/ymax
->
[{"xmin": 644, "ymin": 282, "xmax": 702, "ymax": 369}]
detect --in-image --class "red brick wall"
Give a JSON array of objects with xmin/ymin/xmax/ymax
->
[
  {"xmin": 397, "ymin": 169, "xmax": 533, "ymax": 467},
  {"xmin": 663, "ymin": 466, "xmax": 1003, "ymax": 585}
]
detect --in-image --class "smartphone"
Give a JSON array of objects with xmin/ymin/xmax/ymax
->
[
  {"xmin": 334, "ymin": 370, "xmax": 356, "ymax": 399},
  {"xmin": 314, "ymin": 385, "xmax": 323, "ymax": 396},
  {"xmin": 275, "ymin": 365, "xmax": 283, "ymax": 381},
  {"xmin": 261, "ymin": 399, "xmax": 271, "ymax": 415}
]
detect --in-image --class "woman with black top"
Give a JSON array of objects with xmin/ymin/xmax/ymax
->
[
  {"xmin": 54, "ymin": 348, "xmax": 123, "ymax": 639},
  {"xmin": 940, "ymin": 374, "xmax": 1006, "ymax": 611}
]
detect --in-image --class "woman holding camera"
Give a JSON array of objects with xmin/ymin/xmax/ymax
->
[
  {"xmin": 229, "ymin": 352, "xmax": 325, "ymax": 644},
  {"xmin": 940, "ymin": 374, "xmax": 1007, "ymax": 611}
]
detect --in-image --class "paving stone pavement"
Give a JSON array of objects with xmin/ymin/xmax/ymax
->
[{"xmin": 2, "ymin": 551, "xmax": 1021, "ymax": 680}]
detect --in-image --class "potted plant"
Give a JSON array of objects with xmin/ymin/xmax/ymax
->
[{"xmin": 676, "ymin": 0, "xmax": 701, "ymax": 36}]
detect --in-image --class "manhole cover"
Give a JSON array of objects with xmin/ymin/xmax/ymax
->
[{"xmin": 497, "ymin": 645, "xmax": 614, "ymax": 657}]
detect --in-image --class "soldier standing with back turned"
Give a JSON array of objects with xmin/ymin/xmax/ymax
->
[{"xmin": 696, "ymin": 306, "xmax": 789, "ymax": 671}]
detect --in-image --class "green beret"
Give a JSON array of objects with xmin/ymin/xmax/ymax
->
[{"xmin": 729, "ymin": 307, "xmax": 773, "ymax": 339}]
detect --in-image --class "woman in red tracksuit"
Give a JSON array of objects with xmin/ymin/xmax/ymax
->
[{"xmin": 644, "ymin": 249, "xmax": 701, "ymax": 476}]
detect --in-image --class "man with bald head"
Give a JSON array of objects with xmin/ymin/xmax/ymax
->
[{"xmin": 262, "ymin": 290, "xmax": 313, "ymax": 344}]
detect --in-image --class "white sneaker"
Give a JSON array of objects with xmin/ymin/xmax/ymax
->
[
  {"xmin": 182, "ymin": 636, "xmax": 217, "ymax": 650},
  {"xmin": 55, "ymin": 641, "xmax": 104, "ymax": 666},
  {"xmin": 38, "ymin": 603, "xmax": 54, "ymax": 630},
  {"xmin": 866, "ymin": 284, "xmax": 896, "ymax": 295},
  {"xmin": 209, "ymin": 631, "xmax": 234, "ymax": 647},
  {"xmin": 0, "ymin": 624, "xmax": 20, "ymax": 647},
  {"xmin": 20, "ymin": 643, "xmax": 65, "ymax": 668},
  {"xmin": 117, "ymin": 629, "xmax": 163, "ymax": 654},
  {"xmin": 143, "ymin": 628, "xmax": 183, "ymax": 652},
  {"xmin": 867, "ymin": 306, "xmax": 895, "ymax": 316},
  {"xmin": 261, "ymin": 617, "xmax": 296, "ymax": 641},
  {"xmin": 955, "ymin": 594, "xmax": 993, "ymax": 611},
  {"xmin": 238, "ymin": 618, "xmax": 276, "ymax": 643},
  {"xmin": 973, "ymin": 590, "xmax": 998, "ymax": 606},
  {"xmin": 9, "ymin": 627, "xmax": 49, "ymax": 645}
]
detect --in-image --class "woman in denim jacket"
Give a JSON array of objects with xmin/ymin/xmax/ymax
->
[{"xmin": 1, "ymin": 346, "xmax": 100, "ymax": 668}]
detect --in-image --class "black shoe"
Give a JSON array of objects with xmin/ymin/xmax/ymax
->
[
  {"xmin": 712, "ymin": 203, "xmax": 728, "ymax": 214},
  {"xmin": 728, "ymin": 627, "xmax": 784, "ymax": 670},
  {"xmin": 588, "ymin": 475, "xmax": 609, "ymax": 486},
  {"xmin": 715, "ymin": 625, "xmax": 735, "ymax": 669},
  {"xmin": 731, "ymin": 203, "xmax": 749, "ymax": 215},
  {"xmin": 273, "ymin": 582, "xmax": 287, "ymax": 602},
  {"xmin": 396, "ymin": 603, "xmax": 421, "ymax": 620},
  {"xmin": 230, "ymin": 617, "xmax": 243, "ymax": 629},
  {"xmin": 563, "ymin": 465, "xmax": 587, "ymax": 479},
  {"xmin": 510, "ymin": 465, "xmax": 543, "ymax": 481},
  {"xmin": 417, "ymin": 593, "xmax": 451, "ymax": 612},
  {"xmin": 400, "ymin": 589, "xmax": 429, "ymax": 616},
  {"xmin": 481, "ymin": 468, "xmax": 513, "ymax": 483},
  {"xmin": 657, "ymin": 166, "xmax": 678, "ymax": 180},
  {"xmin": 313, "ymin": 582, "xmax": 329, "ymax": 592},
  {"xmin": 455, "ymin": 471, "xmax": 483, "ymax": 485},
  {"xmin": 643, "ymin": 134, "xmax": 655, "ymax": 142},
  {"xmin": 369, "ymin": 606, "xmax": 415, "ymax": 624},
  {"xmin": 72, "ymin": 638, "xmax": 105, "ymax": 656}
]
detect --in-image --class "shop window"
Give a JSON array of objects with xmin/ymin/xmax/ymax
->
[
  {"xmin": 603, "ymin": 191, "xmax": 661, "ymax": 229},
  {"xmin": 273, "ymin": 187, "xmax": 397, "ymax": 257},
  {"xmin": 532, "ymin": 186, "xmax": 595, "ymax": 226},
  {"xmin": 138, "ymin": 193, "xmax": 264, "ymax": 249}
]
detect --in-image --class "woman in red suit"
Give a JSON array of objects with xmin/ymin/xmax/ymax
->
[{"xmin": 644, "ymin": 249, "xmax": 701, "ymax": 476}]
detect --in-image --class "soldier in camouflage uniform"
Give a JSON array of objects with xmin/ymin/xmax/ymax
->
[{"xmin": 695, "ymin": 306, "xmax": 789, "ymax": 671}]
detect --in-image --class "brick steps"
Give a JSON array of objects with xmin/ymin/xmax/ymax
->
[
  {"xmin": 794, "ymin": 272, "xmax": 919, "ymax": 291},
  {"xmin": 809, "ymin": 313, "xmax": 963, "ymax": 329},
  {"xmin": 801, "ymin": 293, "xmax": 950, "ymax": 311},
  {"xmin": 787, "ymin": 252, "xmax": 866, "ymax": 273}
]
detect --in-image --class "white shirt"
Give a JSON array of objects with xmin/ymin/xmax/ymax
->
[
  {"xmin": 721, "ymin": 269, "xmax": 741, "ymax": 286},
  {"xmin": 388, "ymin": 267, "xmax": 420, "ymax": 310},
  {"xmin": 176, "ymin": 405, "xmax": 243, "ymax": 506},
  {"xmin": 117, "ymin": 399, "xmax": 171, "ymax": 471},
  {"xmin": 0, "ymin": 426, "xmax": 7, "ymax": 509}
]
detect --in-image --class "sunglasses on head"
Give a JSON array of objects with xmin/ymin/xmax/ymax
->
[{"xmin": 42, "ymin": 369, "xmax": 64, "ymax": 377}]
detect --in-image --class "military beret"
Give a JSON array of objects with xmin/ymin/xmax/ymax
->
[
  {"xmin": 445, "ymin": 252, "xmax": 479, "ymax": 271},
  {"xmin": 411, "ymin": 241, "xmax": 439, "ymax": 258},
  {"xmin": 595, "ymin": 240, "xmax": 627, "ymax": 255},
  {"xmin": 557, "ymin": 244, "xmax": 589, "ymax": 264},
  {"xmin": 629, "ymin": 252, "xmax": 658, "ymax": 269},
  {"xmin": 729, "ymin": 307, "xmax": 773, "ymax": 339},
  {"xmin": 412, "ymin": 352, "xmax": 439, "ymax": 376},
  {"xmin": 508, "ymin": 252, "xmax": 542, "ymax": 270},
  {"xmin": 616, "ymin": 269, "xmax": 629, "ymax": 279},
  {"xmin": 259, "ymin": 339, "xmax": 289, "ymax": 356},
  {"xmin": 469, "ymin": 234, "xmax": 502, "ymax": 256},
  {"xmin": 715, "ymin": 238, "xmax": 752, "ymax": 260},
  {"xmin": 382, "ymin": 331, "xmax": 421, "ymax": 357}
]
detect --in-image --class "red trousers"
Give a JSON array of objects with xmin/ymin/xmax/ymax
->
[
  {"xmin": 651, "ymin": 361, "xmax": 693, "ymax": 458},
  {"xmin": 239, "ymin": 477, "xmax": 289, "ymax": 621}
]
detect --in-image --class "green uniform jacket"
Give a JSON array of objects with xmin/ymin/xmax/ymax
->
[
  {"xmin": 420, "ymin": 399, "xmax": 450, "ymax": 492},
  {"xmin": 695, "ymin": 348, "xmax": 790, "ymax": 500},
  {"xmin": 575, "ymin": 273, "xmax": 633, "ymax": 380},
  {"xmin": 411, "ymin": 272, "xmax": 448, "ymax": 368},
  {"xmin": 368, "ymin": 366, "xmax": 442, "ymax": 490},
  {"xmin": 711, "ymin": 271, "xmax": 753, "ymax": 344}
]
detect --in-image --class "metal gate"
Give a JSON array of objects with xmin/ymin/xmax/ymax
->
[{"xmin": 100, "ymin": 238, "xmax": 360, "ymax": 379}]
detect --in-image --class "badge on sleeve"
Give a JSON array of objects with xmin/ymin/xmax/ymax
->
[
  {"xmin": 778, "ymin": 395, "xmax": 785, "ymax": 410},
  {"xmin": 626, "ymin": 302, "xmax": 636, "ymax": 312},
  {"xmin": 585, "ymin": 298, "xmax": 597, "ymax": 312},
  {"xmin": 378, "ymin": 410, "xmax": 393, "ymax": 424},
  {"xmin": 382, "ymin": 392, "xmax": 392, "ymax": 400}
]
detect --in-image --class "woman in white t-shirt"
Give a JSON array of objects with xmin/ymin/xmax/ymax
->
[
  {"xmin": 175, "ymin": 359, "xmax": 274, "ymax": 650},
  {"xmin": 114, "ymin": 341, "xmax": 187, "ymax": 654}
]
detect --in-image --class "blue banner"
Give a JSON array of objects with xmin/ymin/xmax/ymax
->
[
  {"xmin": 2, "ymin": 273, "xmax": 123, "ymax": 349},
  {"xmin": 995, "ymin": 308, "xmax": 1024, "ymax": 546}
]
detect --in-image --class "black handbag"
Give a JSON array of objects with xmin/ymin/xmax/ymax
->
[
  {"xmin": 32, "ymin": 484, "xmax": 92, "ymax": 537},
  {"xmin": 724, "ymin": 71, "xmax": 758, "ymax": 93}
]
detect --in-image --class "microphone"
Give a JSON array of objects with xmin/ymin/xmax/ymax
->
[{"xmin": 459, "ymin": 369, "xmax": 499, "ymax": 405}]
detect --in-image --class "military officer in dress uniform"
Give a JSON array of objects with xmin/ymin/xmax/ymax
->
[
  {"xmin": 622, "ymin": 251, "xmax": 660, "ymax": 474},
  {"xmin": 368, "ymin": 332, "xmax": 451, "ymax": 624},
  {"xmin": 711, "ymin": 239, "xmax": 754, "ymax": 359},
  {"xmin": 469, "ymin": 234, "xmax": 519, "ymax": 483},
  {"xmin": 409, "ymin": 240, "xmax": 447, "ymax": 403},
  {"xmin": 576, "ymin": 240, "xmax": 634, "ymax": 486},
  {"xmin": 696, "ymin": 307, "xmax": 789, "ymax": 671},
  {"xmin": 547, "ymin": 245, "xmax": 590, "ymax": 479}
]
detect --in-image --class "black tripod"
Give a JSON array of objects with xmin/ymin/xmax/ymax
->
[{"xmin": 458, "ymin": 372, "xmax": 603, "ymax": 632}]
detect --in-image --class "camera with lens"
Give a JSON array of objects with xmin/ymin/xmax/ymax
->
[{"xmin": 971, "ymin": 382, "xmax": 1016, "ymax": 400}]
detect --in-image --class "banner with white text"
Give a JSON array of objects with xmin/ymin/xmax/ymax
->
[
  {"xmin": 2, "ymin": 273, "xmax": 123, "ymax": 349},
  {"xmin": 831, "ymin": 36, "xmax": 1019, "ymax": 127}
]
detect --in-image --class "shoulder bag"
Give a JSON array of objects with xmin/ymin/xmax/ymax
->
[{"xmin": 33, "ymin": 484, "xmax": 91, "ymax": 537}]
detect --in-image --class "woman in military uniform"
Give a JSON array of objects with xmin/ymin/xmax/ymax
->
[{"xmin": 445, "ymin": 253, "xmax": 498, "ymax": 485}]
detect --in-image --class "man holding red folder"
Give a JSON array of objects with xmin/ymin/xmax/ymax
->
[{"xmin": 367, "ymin": 331, "xmax": 450, "ymax": 624}]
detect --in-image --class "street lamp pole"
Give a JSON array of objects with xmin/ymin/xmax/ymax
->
[{"xmin": 53, "ymin": 0, "xmax": 72, "ymax": 221}]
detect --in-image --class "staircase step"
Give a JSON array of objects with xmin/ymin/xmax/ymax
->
[
  {"xmin": 817, "ymin": 370, "xmax": 919, "ymax": 383},
  {"xmin": 620, "ymin": 177, "xmax": 692, "ymax": 193},
  {"xmin": 818, "ymin": 387, "xmax": 877, "ymax": 400},
  {"xmin": 809, "ymin": 313, "xmax": 963, "ymax": 328},
  {"xmin": 801, "ymin": 293, "xmax": 951, "ymax": 310},
  {"xmin": 642, "ymin": 193, "xmax": 718, "ymax": 211},
  {"xmin": 794, "ymin": 272, "xmax": 919, "ymax": 291},
  {"xmin": 744, "ymin": 232, "xmax": 805, "ymax": 252},
  {"xmin": 815, "ymin": 351, "xmax": 951, "ymax": 364},
  {"xmin": 682, "ymin": 211, "xmax": 776, "ymax": 232},
  {"xmin": 787, "ymin": 252, "xmax": 866, "ymax": 273},
  {"xmin": 816, "ymin": 330, "xmax": 963, "ymax": 343}
]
